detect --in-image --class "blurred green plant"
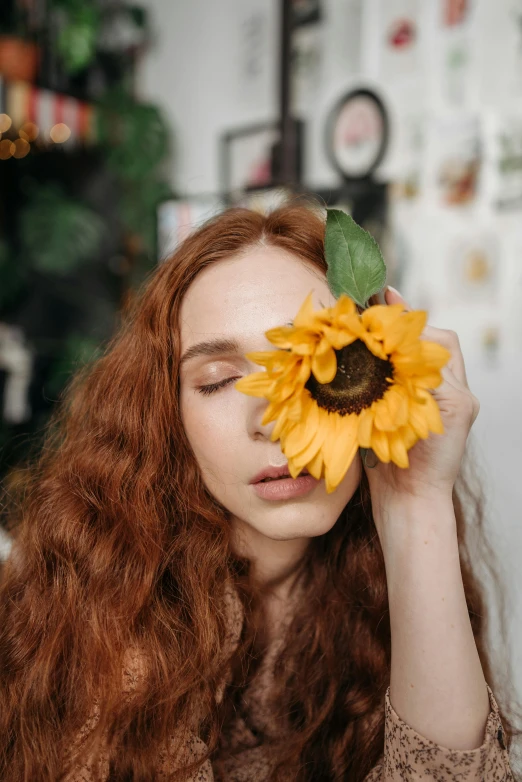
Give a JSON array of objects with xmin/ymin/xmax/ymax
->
[
  {"xmin": 0, "ymin": 2, "xmax": 174, "ymax": 488},
  {"xmin": 48, "ymin": 0, "xmax": 148, "ymax": 75},
  {"xmin": 97, "ymin": 89, "xmax": 173, "ymax": 266},
  {"xmin": 49, "ymin": 0, "xmax": 101, "ymax": 74},
  {"xmin": 19, "ymin": 184, "xmax": 106, "ymax": 276},
  {"xmin": 44, "ymin": 332, "xmax": 104, "ymax": 400}
]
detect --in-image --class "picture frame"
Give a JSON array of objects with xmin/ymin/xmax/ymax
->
[
  {"xmin": 325, "ymin": 88, "xmax": 389, "ymax": 181},
  {"xmin": 220, "ymin": 122, "xmax": 281, "ymax": 203},
  {"xmin": 220, "ymin": 119, "xmax": 304, "ymax": 204}
]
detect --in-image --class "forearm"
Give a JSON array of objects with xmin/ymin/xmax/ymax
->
[{"xmin": 379, "ymin": 495, "xmax": 490, "ymax": 751}]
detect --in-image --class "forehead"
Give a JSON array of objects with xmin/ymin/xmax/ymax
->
[{"xmin": 179, "ymin": 245, "xmax": 335, "ymax": 350}]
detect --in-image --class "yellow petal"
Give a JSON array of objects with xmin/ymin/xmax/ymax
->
[
  {"xmin": 281, "ymin": 397, "xmax": 319, "ymax": 457},
  {"xmin": 315, "ymin": 336, "xmax": 333, "ymax": 356},
  {"xmin": 418, "ymin": 341, "xmax": 452, "ymax": 369},
  {"xmin": 296, "ymin": 357, "xmax": 312, "ymax": 385},
  {"xmin": 359, "ymin": 332, "xmax": 388, "ymax": 360},
  {"xmin": 306, "ymin": 448, "xmax": 324, "ymax": 480},
  {"xmin": 417, "ymin": 390, "xmax": 445, "ymax": 434},
  {"xmin": 292, "ymin": 416, "xmax": 326, "ymax": 471},
  {"xmin": 261, "ymin": 401, "xmax": 285, "ymax": 425},
  {"xmin": 383, "ymin": 310, "xmax": 427, "ymax": 354},
  {"xmin": 414, "ymin": 372, "xmax": 444, "ymax": 390},
  {"xmin": 370, "ymin": 427, "xmax": 390, "ymax": 463},
  {"xmin": 361, "ymin": 303, "xmax": 404, "ymax": 336},
  {"xmin": 333, "ymin": 294, "xmax": 357, "ymax": 318},
  {"xmin": 357, "ymin": 406, "xmax": 374, "ymax": 448},
  {"xmin": 389, "ymin": 430, "xmax": 410, "ymax": 468},
  {"xmin": 400, "ymin": 424, "xmax": 419, "ymax": 451},
  {"xmin": 263, "ymin": 326, "xmax": 295, "ymax": 349},
  {"xmin": 311, "ymin": 346, "xmax": 337, "ymax": 384},
  {"xmin": 320, "ymin": 412, "xmax": 340, "ymax": 466},
  {"xmin": 373, "ymin": 397, "xmax": 395, "ymax": 432},
  {"xmin": 286, "ymin": 393, "xmax": 305, "ymax": 421},
  {"xmin": 290, "ymin": 340, "xmax": 318, "ymax": 356},
  {"xmin": 234, "ymin": 373, "xmax": 275, "ymax": 397},
  {"xmin": 392, "ymin": 350, "xmax": 429, "ymax": 374},
  {"xmin": 384, "ymin": 385, "xmax": 409, "ymax": 428},
  {"xmin": 294, "ymin": 291, "xmax": 316, "ymax": 328},
  {"xmin": 271, "ymin": 413, "xmax": 292, "ymax": 441},
  {"xmin": 408, "ymin": 399, "xmax": 430, "ymax": 439},
  {"xmin": 245, "ymin": 350, "xmax": 292, "ymax": 368},
  {"xmin": 325, "ymin": 414, "xmax": 359, "ymax": 490},
  {"xmin": 322, "ymin": 326, "xmax": 358, "ymax": 350},
  {"xmin": 337, "ymin": 312, "xmax": 366, "ymax": 338},
  {"xmin": 272, "ymin": 377, "xmax": 299, "ymax": 402}
]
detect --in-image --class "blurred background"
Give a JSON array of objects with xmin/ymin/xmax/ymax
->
[{"xmin": 0, "ymin": 0, "xmax": 521, "ymax": 702}]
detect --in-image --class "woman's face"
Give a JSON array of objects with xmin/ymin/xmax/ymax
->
[{"xmin": 179, "ymin": 245, "xmax": 362, "ymax": 572}]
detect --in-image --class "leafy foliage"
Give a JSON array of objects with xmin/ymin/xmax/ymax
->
[{"xmin": 325, "ymin": 209, "xmax": 387, "ymax": 308}]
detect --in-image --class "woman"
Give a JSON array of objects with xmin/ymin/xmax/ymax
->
[{"xmin": 0, "ymin": 203, "xmax": 518, "ymax": 781}]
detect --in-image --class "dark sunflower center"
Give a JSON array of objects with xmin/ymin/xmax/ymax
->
[{"xmin": 305, "ymin": 339, "xmax": 394, "ymax": 416}]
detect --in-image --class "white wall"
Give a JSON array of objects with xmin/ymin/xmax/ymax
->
[{"xmin": 138, "ymin": 0, "xmax": 280, "ymax": 195}]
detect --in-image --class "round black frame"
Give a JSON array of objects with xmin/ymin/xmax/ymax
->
[{"xmin": 324, "ymin": 88, "xmax": 389, "ymax": 182}]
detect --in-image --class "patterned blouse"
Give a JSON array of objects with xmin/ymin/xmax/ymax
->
[{"xmin": 67, "ymin": 581, "xmax": 515, "ymax": 782}]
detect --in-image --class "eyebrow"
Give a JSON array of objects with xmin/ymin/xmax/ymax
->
[{"xmin": 180, "ymin": 338, "xmax": 242, "ymax": 366}]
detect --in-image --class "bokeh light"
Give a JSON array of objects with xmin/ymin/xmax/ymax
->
[
  {"xmin": 50, "ymin": 123, "xmax": 72, "ymax": 144},
  {"xmin": 0, "ymin": 114, "xmax": 12, "ymax": 133},
  {"xmin": 0, "ymin": 139, "xmax": 16, "ymax": 160},
  {"xmin": 13, "ymin": 138, "xmax": 31, "ymax": 159},
  {"xmin": 19, "ymin": 122, "xmax": 39, "ymax": 142}
]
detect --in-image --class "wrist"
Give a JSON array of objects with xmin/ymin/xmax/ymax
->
[{"xmin": 375, "ymin": 493, "xmax": 457, "ymax": 558}]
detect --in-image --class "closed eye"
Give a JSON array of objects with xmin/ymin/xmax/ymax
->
[{"xmin": 196, "ymin": 377, "xmax": 240, "ymax": 396}]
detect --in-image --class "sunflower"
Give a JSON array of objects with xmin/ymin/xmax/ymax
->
[{"xmin": 234, "ymin": 291, "xmax": 451, "ymax": 494}]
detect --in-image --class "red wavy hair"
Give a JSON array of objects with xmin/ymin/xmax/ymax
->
[{"xmin": 0, "ymin": 200, "xmax": 520, "ymax": 781}]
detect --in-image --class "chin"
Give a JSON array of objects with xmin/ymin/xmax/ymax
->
[{"xmin": 260, "ymin": 513, "xmax": 340, "ymax": 541}]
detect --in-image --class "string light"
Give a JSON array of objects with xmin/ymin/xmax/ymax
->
[
  {"xmin": 50, "ymin": 123, "xmax": 71, "ymax": 144},
  {"xmin": 0, "ymin": 114, "xmax": 12, "ymax": 133},
  {"xmin": 0, "ymin": 139, "xmax": 15, "ymax": 160}
]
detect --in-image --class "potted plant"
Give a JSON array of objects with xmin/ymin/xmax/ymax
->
[{"xmin": 0, "ymin": 2, "xmax": 39, "ymax": 82}]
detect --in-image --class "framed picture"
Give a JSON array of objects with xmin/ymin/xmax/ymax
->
[
  {"xmin": 325, "ymin": 88, "xmax": 389, "ymax": 181},
  {"xmin": 221, "ymin": 122, "xmax": 280, "ymax": 201},
  {"xmin": 221, "ymin": 119, "xmax": 304, "ymax": 203}
]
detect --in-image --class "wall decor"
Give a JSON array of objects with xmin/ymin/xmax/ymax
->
[{"xmin": 325, "ymin": 88, "xmax": 389, "ymax": 181}]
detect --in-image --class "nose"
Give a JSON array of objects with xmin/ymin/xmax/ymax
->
[{"xmin": 248, "ymin": 395, "xmax": 276, "ymax": 441}]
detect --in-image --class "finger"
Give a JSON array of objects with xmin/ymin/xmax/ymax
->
[
  {"xmin": 428, "ymin": 365, "xmax": 480, "ymax": 425},
  {"xmin": 384, "ymin": 286, "xmax": 410, "ymax": 309}
]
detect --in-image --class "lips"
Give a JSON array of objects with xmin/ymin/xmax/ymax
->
[{"xmin": 250, "ymin": 464, "xmax": 310, "ymax": 484}]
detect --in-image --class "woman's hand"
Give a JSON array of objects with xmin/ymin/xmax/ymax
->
[{"xmin": 363, "ymin": 287, "xmax": 481, "ymax": 528}]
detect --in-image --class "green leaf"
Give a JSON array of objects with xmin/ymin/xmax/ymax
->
[{"xmin": 324, "ymin": 209, "xmax": 387, "ymax": 308}]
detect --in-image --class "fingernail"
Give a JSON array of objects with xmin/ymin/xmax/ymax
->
[{"xmin": 386, "ymin": 285, "xmax": 402, "ymax": 298}]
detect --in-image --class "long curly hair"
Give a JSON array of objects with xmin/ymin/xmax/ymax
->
[{"xmin": 0, "ymin": 201, "xmax": 520, "ymax": 782}]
